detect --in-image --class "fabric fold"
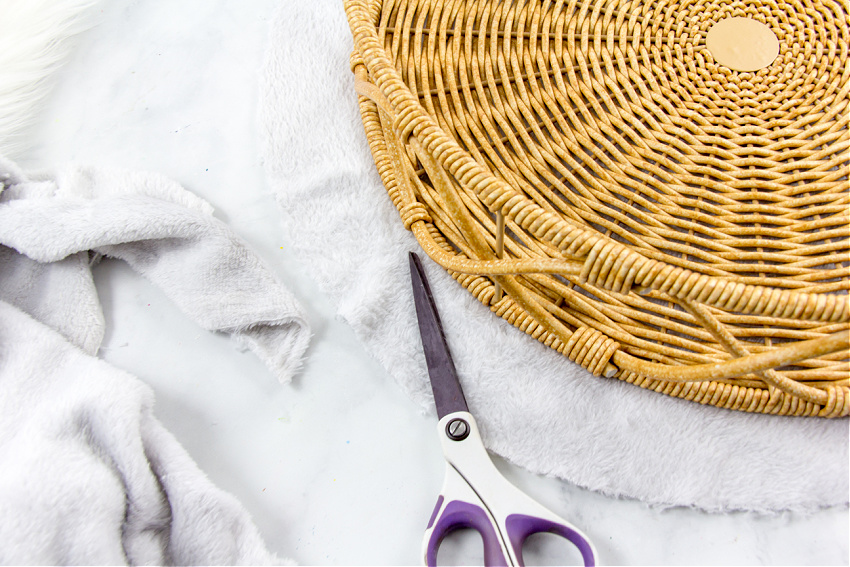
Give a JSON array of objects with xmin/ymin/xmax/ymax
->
[
  {"xmin": 0, "ymin": 160, "xmax": 310, "ymax": 383},
  {"xmin": 0, "ymin": 300, "xmax": 289, "ymax": 565}
]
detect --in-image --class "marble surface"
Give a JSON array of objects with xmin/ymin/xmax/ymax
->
[{"xmin": 22, "ymin": 0, "xmax": 848, "ymax": 564}]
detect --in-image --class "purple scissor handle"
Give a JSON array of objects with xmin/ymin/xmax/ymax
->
[
  {"xmin": 422, "ymin": 411, "xmax": 597, "ymax": 567},
  {"xmin": 410, "ymin": 253, "xmax": 597, "ymax": 567}
]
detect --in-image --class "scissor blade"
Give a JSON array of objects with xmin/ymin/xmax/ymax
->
[{"xmin": 409, "ymin": 252, "xmax": 469, "ymax": 419}]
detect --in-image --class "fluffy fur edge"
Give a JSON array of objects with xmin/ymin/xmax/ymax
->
[{"xmin": 0, "ymin": 0, "xmax": 100, "ymax": 159}]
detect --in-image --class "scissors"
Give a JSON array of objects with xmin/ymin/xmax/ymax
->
[{"xmin": 409, "ymin": 252, "xmax": 597, "ymax": 567}]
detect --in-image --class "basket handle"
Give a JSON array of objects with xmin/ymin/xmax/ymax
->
[{"xmin": 612, "ymin": 330, "xmax": 848, "ymax": 389}]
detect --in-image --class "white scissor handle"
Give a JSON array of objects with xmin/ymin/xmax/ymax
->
[{"xmin": 424, "ymin": 412, "xmax": 597, "ymax": 566}]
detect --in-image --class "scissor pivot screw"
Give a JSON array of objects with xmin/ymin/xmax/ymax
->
[{"xmin": 446, "ymin": 418, "xmax": 470, "ymax": 441}]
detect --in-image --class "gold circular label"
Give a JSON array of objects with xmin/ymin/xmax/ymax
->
[{"xmin": 706, "ymin": 17, "xmax": 780, "ymax": 72}]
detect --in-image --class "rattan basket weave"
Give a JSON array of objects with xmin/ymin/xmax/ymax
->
[{"xmin": 345, "ymin": 0, "xmax": 850, "ymax": 417}]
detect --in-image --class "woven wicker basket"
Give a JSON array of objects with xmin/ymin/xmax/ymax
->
[{"xmin": 345, "ymin": 0, "xmax": 849, "ymax": 417}]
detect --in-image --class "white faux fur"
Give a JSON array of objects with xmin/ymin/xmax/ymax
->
[
  {"xmin": 258, "ymin": 0, "xmax": 849, "ymax": 512},
  {"xmin": 0, "ymin": 156, "xmax": 309, "ymax": 564},
  {"xmin": 0, "ymin": 0, "xmax": 99, "ymax": 159}
]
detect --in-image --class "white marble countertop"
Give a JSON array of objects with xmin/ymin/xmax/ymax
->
[{"xmin": 24, "ymin": 0, "xmax": 848, "ymax": 564}]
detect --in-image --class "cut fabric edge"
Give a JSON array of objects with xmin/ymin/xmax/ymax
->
[
  {"xmin": 230, "ymin": 318, "xmax": 313, "ymax": 385},
  {"xmin": 258, "ymin": 0, "xmax": 848, "ymax": 514}
]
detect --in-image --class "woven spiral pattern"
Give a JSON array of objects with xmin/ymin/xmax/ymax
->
[{"xmin": 346, "ymin": 0, "xmax": 850, "ymax": 416}]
